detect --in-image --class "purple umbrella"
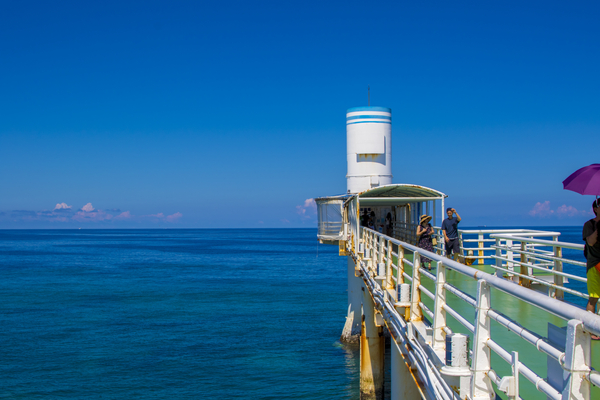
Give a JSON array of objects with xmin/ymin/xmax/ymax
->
[{"xmin": 563, "ymin": 164, "xmax": 600, "ymax": 196}]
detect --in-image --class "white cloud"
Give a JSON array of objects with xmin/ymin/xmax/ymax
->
[
  {"xmin": 81, "ymin": 203, "xmax": 95, "ymax": 212},
  {"xmin": 2, "ymin": 203, "xmax": 181, "ymax": 225},
  {"xmin": 556, "ymin": 205, "xmax": 585, "ymax": 217},
  {"xmin": 115, "ymin": 211, "xmax": 132, "ymax": 220},
  {"xmin": 165, "ymin": 212, "xmax": 182, "ymax": 222},
  {"xmin": 54, "ymin": 202, "xmax": 72, "ymax": 210},
  {"xmin": 529, "ymin": 201, "xmax": 553, "ymax": 217},
  {"xmin": 72, "ymin": 209, "xmax": 112, "ymax": 222},
  {"xmin": 529, "ymin": 201, "xmax": 592, "ymax": 218},
  {"xmin": 147, "ymin": 212, "xmax": 182, "ymax": 222},
  {"xmin": 296, "ymin": 198, "xmax": 317, "ymax": 219}
]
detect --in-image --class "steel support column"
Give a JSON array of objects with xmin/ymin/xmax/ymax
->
[
  {"xmin": 342, "ymin": 256, "xmax": 363, "ymax": 343},
  {"xmin": 471, "ymin": 280, "xmax": 494, "ymax": 399},
  {"xmin": 390, "ymin": 338, "xmax": 421, "ymax": 400},
  {"xmin": 360, "ymin": 289, "xmax": 384, "ymax": 399}
]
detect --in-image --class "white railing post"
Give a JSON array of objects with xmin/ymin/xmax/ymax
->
[
  {"xmin": 459, "ymin": 231, "xmax": 465, "ymax": 262},
  {"xmin": 372, "ymin": 234, "xmax": 379, "ymax": 275},
  {"xmin": 410, "ymin": 252, "xmax": 423, "ymax": 321},
  {"xmin": 366, "ymin": 232, "xmax": 373, "ymax": 274},
  {"xmin": 499, "ymin": 351, "xmax": 520, "ymax": 399},
  {"xmin": 478, "ymin": 233, "xmax": 484, "ymax": 265},
  {"xmin": 379, "ymin": 234, "xmax": 385, "ymax": 265},
  {"xmin": 398, "ymin": 245, "xmax": 405, "ymax": 285},
  {"xmin": 386, "ymin": 238, "xmax": 393, "ymax": 290},
  {"xmin": 562, "ymin": 319, "xmax": 591, "ymax": 400},
  {"xmin": 507, "ymin": 239, "xmax": 514, "ymax": 275},
  {"xmin": 520, "ymin": 241, "xmax": 531, "ymax": 288},
  {"xmin": 362, "ymin": 231, "xmax": 367, "ymax": 261},
  {"xmin": 432, "ymin": 260, "xmax": 446, "ymax": 351},
  {"xmin": 496, "ymin": 237, "xmax": 504, "ymax": 278},
  {"xmin": 507, "ymin": 351, "xmax": 520, "ymax": 400},
  {"xmin": 471, "ymin": 280, "xmax": 494, "ymax": 400},
  {"xmin": 554, "ymin": 245, "xmax": 564, "ymax": 300}
]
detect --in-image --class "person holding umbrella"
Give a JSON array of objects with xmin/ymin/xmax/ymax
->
[
  {"xmin": 564, "ymin": 164, "xmax": 600, "ymax": 334},
  {"xmin": 583, "ymin": 200, "xmax": 600, "ymax": 323}
]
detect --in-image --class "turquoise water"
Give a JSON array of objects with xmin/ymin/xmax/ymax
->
[{"xmin": 0, "ymin": 229, "xmax": 358, "ymax": 399}]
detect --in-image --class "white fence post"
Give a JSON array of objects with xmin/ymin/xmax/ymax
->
[
  {"xmin": 459, "ymin": 231, "xmax": 464, "ymax": 261},
  {"xmin": 520, "ymin": 241, "xmax": 531, "ymax": 288},
  {"xmin": 366, "ymin": 232, "xmax": 373, "ymax": 274},
  {"xmin": 410, "ymin": 252, "xmax": 423, "ymax": 321},
  {"xmin": 379, "ymin": 234, "xmax": 385, "ymax": 265},
  {"xmin": 471, "ymin": 280, "xmax": 494, "ymax": 400},
  {"xmin": 398, "ymin": 245, "xmax": 405, "ymax": 285},
  {"xmin": 386, "ymin": 238, "xmax": 393, "ymax": 290},
  {"xmin": 496, "ymin": 237, "xmax": 504, "ymax": 278},
  {"xmin": 372, "ymin": 233, "xmax": 378, "ymax": 275},
  {"xmin": 432, "ymin": 260, "xmax": 446, "ymax": 351},
  {"xmin": 562, "ymin": 319, "xmax": 591, "ymax": 400},
  {"xmin": 507, "ymin": 239, "xmax": 514, "ymax": 275},
  {"xmin": 510, "ymin": 351, "xmax": 519, "ymax": 400},
  {"xmin": 478, "ymin": 233, "xmax": 484, "ymax": 265},
  {"xmin": 554, "ymin": 245, "xmax": 564, "ymax": 300}
]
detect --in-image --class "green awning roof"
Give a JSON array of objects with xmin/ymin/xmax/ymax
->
[{"xmin": 358, "ymin": 184, "xmax": 446, "ymax": 206}]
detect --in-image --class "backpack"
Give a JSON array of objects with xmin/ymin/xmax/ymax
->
[{"xmin": 585, "ymin": 219, "xmax": 596, "ymax": 260}]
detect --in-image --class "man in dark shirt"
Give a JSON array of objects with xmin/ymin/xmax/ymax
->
[
  {"xmin": 442, "ymin": 208, "xmax": 461, "ymax": 262},
  {"xmin": 583, "ymin": 200, "xmax": 600, "ymax": 323}
]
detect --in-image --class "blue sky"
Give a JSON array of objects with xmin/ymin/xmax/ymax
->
[{"xmin": 1, "ymin": 1, "xmax": 599, "ymax": 228}]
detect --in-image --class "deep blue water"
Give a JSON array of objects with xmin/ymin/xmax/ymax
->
[
  {"xmin": 0, "ymin": 227, "xmax": 588, "ymax": 398},
  {"xmin": 0, "ymin": 229, "xmax": 358, "ymax": 399}
]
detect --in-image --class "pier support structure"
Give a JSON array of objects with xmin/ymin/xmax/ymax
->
[
  {"xmin": 391, "ymin": 339, "xmax": 421, "ymax": 400},
  {"xmin": 360, "ymin": 284, "xmax": 384, "ymax": 399},
  {"xmin": 341, "ymin": 256, "xmax": 363, "ymax": 343}
]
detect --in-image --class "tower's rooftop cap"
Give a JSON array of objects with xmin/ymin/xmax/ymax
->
[{"xmin": 346, "ymin": 106, "xmax": 391, "ymax": 113}]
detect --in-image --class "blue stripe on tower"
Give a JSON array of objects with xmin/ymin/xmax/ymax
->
[
  {"xmin": 346, "ymin": 120, "xmax": 391, "ymax": 125},
  {"xmin": 346, "ymin": 106, "xmax": 391, "ymax": 113},
  {"xmin": 346, "ymin": 115, "xmax": 391, "ymax": 121}
]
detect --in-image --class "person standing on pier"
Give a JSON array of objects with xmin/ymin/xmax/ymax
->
[
  {"xmin": 582, "ymin": 199, "xmax": 600, "ymax": 326},
  {"xmin": 442, "ymin": 208, "xmax": 462, "ymax": 262},
  {"xmin": 417, "ymin": 214, "xmax": 434, "ymax": 270},
  {"xmin": 385, "ymin": 212, "xmax": 393, "ymax": 236}
]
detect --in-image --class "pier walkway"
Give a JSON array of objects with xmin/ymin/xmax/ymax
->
[{"xmin": 317, "ymin": 187, "xmax": 600, "ymax": 400}]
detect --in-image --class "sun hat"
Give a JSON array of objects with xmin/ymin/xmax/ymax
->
[{"xmin": 420, "ymin": 215, "xmax": 432, "ymax": 224}]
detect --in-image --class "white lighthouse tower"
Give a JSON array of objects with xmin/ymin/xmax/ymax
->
[{"xmin": 346, "ymin": 106, "xmax": 392, "ymax": 194}]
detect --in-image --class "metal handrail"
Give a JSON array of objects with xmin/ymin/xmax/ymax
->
[
  {"xmin": 491, "ymin": 234, "xmax": 582, "ymax": 250},
  {"xmin": 361, "ymin": 227, "xmax": 600, "ymax": 332},
  {"xmin": 356, "ymin": 227, "xmax": 600, "ymax": 400}
]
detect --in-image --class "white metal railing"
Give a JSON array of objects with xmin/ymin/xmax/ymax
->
[
  {"xmin": 317, "ymin": 221, "xmax": 344, "ymax": 240},
  {"xmin": 354, "ymin": 227, "xmax": 600, "ymax": 400},
  {"xmin": 417, "ymin": 228, "xmax": 588, "ymax": 301},
  {"xmin": 490, "ymin": 232, "xmax": 586, "ymax": 300}
]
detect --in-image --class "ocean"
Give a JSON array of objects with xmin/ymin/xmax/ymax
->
[
  {"xmin": 0, "ymin": 227, "xmax": 587, "ymax": 399},
  {"xmin": 0, "ymin": 229, "xmax": 357, "ymax": 399}
]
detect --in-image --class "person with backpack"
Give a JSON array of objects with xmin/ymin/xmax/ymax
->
[{"xmin": 583, "ymin": 199, "xmax": 600, "ymax": 338}]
